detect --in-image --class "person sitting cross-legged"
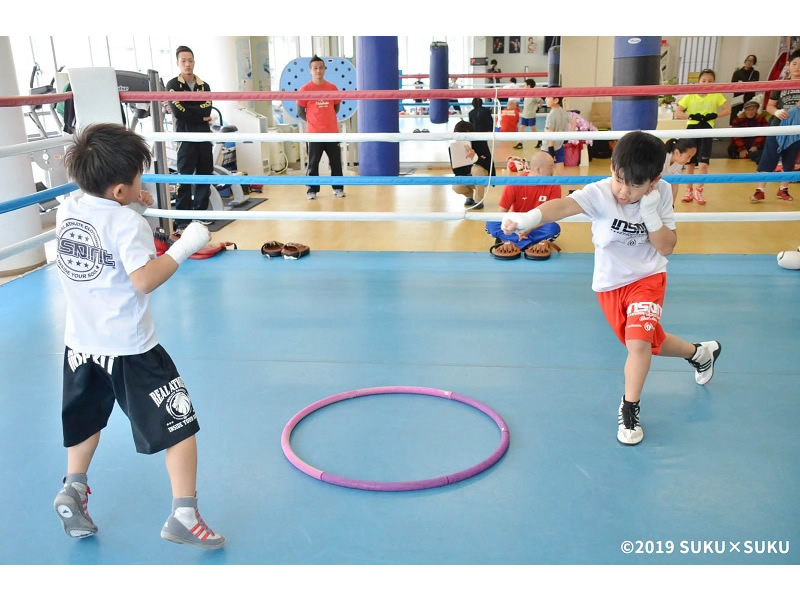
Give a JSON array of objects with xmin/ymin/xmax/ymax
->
[{"xmin": 485, "ymin": 151, "xmax": 562, "ymax": 254}]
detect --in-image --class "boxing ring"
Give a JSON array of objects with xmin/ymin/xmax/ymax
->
[{"xmin": 0, "ymin": 72, "xmax": 799, "ymax": 584}]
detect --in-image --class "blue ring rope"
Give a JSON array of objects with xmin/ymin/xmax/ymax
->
[
  {"xmin": 3, "ymin": 173, "xmax": 800, "ymax": 215},
  {"xmin": 138, "ymin": 173, "xmax": 800, "ymax": 186}
]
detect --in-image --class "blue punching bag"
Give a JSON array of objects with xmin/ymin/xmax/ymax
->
[
  {"xmin": 611, "ymin": 36, "xmax": 661, "ymax": 131},
  {"xmin": 429, "ymin": 41, "xmax": 449, "ymax": 124},
  {"xmin": 356, "ymin": 36, "xmax": 400, "ymax": 176},
  {"xmin": 548, "ymin": 45, "xmax": 560, "ymax": 87}
]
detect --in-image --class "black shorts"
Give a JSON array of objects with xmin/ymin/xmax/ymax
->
[
  {"xmin": 61, "ymin": 344, "xmax": 200, "ymax": 454},
  {"xmin": 687, "ymin": 124, "xmax": 713, "ymax": 165}
]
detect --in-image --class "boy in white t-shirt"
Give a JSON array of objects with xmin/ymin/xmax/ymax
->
[
  {"xmin": 502, "ymin": 131, "xmax": 721, "ymax": 445},
  {"xmin": 54, "ymin": 123, "xmax": 225, "ymax": 548}
]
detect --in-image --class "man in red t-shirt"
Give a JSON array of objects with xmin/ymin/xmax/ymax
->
[
  {"xmin": 296, "ymin": 56, "xmax": 344, "ymax": 200},
  {"xmin": 485, "ymin": 151, "xmax": 562, "ymax": 248}
]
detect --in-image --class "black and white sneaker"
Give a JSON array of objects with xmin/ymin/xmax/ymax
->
[
  {"xmin": 617, "ymin": 397, "xmax": 643, "ymax": 445},
  {"xmin": 687, "ymin": 341, "xmax": 721, "ymax": 385}
]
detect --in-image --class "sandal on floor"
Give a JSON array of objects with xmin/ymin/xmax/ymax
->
[
  {"xmin": 489, "ymin": 241, "xmax": 522, "ymax": 260},
  {"xmin": 261, "ymin": 241, "xmax": 284, "ymax": 257},
  {"xmin": 524, "ymin": 240, "xmax": 561, "ymax": 261},
  {"xmin": 281, "ymin": 242, "xmax": 310, "ymax": 260}
]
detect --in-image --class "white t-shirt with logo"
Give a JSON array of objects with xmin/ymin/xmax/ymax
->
[
  {"xmin": 56, "ymin": 193, "xmax": 158, "ymax": 355},
  {"xmin": 570, "ymin": 178, "xmax": 676, "ymax": 292}
]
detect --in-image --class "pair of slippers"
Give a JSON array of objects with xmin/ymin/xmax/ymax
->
[
  {"xmin": 153, "ymin": 228, "xmax": 236, "ymax": 260},
  {"xmin": 261, "ymin": 241, "xmax": 310, "ymax": 260},
  {"xmin": 489, "ymin": 240, "xmax": 562, "ymax": 261}
]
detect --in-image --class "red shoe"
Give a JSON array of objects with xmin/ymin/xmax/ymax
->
[
  {"xmin": 777, "ymin": 188, "xmax": 794, "ymax": 202},
  {"xmin": 694, "ymin": 188, "xmax": 706, "ymax": 205},
  {"xmin": 750, "ymin": 189, "xmax": 765, "ymax": 203},
  {"xmin": 681, "ymin": 188, "xmax": 694, "ymax": 203}
]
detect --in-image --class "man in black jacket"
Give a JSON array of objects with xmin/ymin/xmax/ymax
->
[
  {"xmin": 166, "ymin": 46, "xmax": 213, "ymax": 231},
  {"xmin": 468, "ymin": 98, "xmax": 494, "ymax": 133}
]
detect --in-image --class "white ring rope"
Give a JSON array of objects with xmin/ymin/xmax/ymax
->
[
  {"xmin": 0, "ymin": 229, "xmax": 56, "ymax": 262},
  {"xmin": 0, "ymin": 134, "xmax": 73, "ymax": 159},
  {"xmin": 3, "ymin": 127, "xmax": 799, "ymax": 160},
  {"xmin": 3, "ymin": 207, "xmax": 798, "ymax": 264},
  {"xmin": 137, "ymin": 125, "xmax": 800, "ymax": 142}
]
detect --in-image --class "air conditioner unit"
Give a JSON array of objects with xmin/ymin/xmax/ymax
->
[
  {"xmin": 227, "ymin": 108, "xmax": 270, "ymax": 175},
  {"xmin": 278, "ymin": 124, "xmax": 300, "ymax": 164}
]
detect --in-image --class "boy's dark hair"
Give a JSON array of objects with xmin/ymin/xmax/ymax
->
[
  {"xmin": 471, "ymin": 98, "xmax": 483, "ymax": 108},
  {"xmin": 549, "ymin": 96, "xmax": 563, "ymax": 106},
  {"xmin": 490, "ymin": 59, "xmax": 497, "ymax": 65},
  {"xmin": 664, "ymin": 137, "xmax": 697, "ymax": 154},
  {"xmin": 525, "ymin": 78, "xmax": 536, "ymax": 88},
  {"xmin": 509, "ymin": 77, "xmax": 517, "ymax": 84},
  {"xmin": 611, "ymin": 131, "xmax": 664, "ymax": 185},
  {"xmin": 698, "ymin": 68, "xmax": 716, "ymax": 79},
  {"xmin": 64, "ymin": 123, "xmax": 152, "ymax": 197},
  {"xmin": 175, "ymin": 45, "xmax": 193, "ymax": 60},
  {"xmin": 453, "ymin": 120, "xmax": 474, "ymax": 133},
  {"xmin": 790, "ymin": 49, "xmax": 800, "ymax": 62},
  {"xmin": 310, "ymin": 55, "xmax": 325, "ymax": 67}
]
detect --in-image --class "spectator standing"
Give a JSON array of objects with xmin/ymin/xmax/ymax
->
[
  {"xmin": 166, "ymin": 45, "xmax": 214, "ymax": 231},
  {"xmin": 296, "ymin": 55, "xmax": 345, "ymax": 200},
  {"xmin": 729, "ymin": 55, "xmax": 760, "ymax": 127}
]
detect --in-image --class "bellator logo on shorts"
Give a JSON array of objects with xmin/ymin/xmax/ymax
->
[
  {"xmin": 150, "ymin": 376, "xmax": 197, "ymax": 433},
  {"xmin": 57, "ymin": 218, "xmax": 115, "ymax": 281}
]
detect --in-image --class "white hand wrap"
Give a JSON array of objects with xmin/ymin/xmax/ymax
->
[
  {"xmin": 638, "ymin": 190, "xmax": 663, "ymax": 232},
  {"xmin": 502, "ymin": 208, "xmax": 543, "ymax": 235},
  {"xmin": 165, "ymin": 222, "xmax": 210, "ymax": 265}
]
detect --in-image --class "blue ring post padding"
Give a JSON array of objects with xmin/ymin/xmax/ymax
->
[
  {"xmin": 612, "ymin": 36, "xmax": 661, "ymax": 131},
  {"xmin": 357, "ymin": 37, "xmax": 400, "ymax": 176},
  {"xmin": 279, "ymin": 57, "xmax": 357, "ymax": 122},
  {"xmin": 611, "ymin": 98, "xmax": 660, "ymax": 131},
  {"xmin": 429, "ymin": 42, "xmax": 449, "ymax": 124},
  {"xmin": 548, "ymin": 45, "xmax": 560, "ymax": 87}
]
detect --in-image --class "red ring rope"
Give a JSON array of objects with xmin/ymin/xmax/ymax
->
[
  {"xmin": 0, "ymin": 81, "xmax": 793, "ymax": 108},
  {"xmin": 400, "ymin": 72, "xmax": 548, "ymax": 79}
]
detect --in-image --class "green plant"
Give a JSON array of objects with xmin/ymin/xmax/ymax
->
[{"xmin": 659, "ymin": 77, "xmax": 677, "ymax": 106}]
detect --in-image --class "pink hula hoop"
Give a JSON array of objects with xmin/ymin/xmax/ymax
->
[{"xmin": 280, "ymin": 386, "xmax": 510, "ymax": 492}]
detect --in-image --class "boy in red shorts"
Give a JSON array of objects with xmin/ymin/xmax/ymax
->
[{"xmin": 502, "ymin": 130, "xmax": 721, "ymax": 445}]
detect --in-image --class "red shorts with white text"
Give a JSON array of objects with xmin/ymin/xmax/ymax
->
[{"xmin": 596, "ymin": 273, "xmax": 667, "ymax": 355}]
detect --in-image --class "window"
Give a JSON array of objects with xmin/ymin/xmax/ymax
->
[
  {"xmin": 52, "ymin": 36, "xmax": 92, "ymax": 73},
  {"xmin": 678, "ymin": 36, "xmax": 719, "ymax": 84},
  {"xmin": 269, "ymin": 36, "xmax": 301, "ymax": 91},
  {"xmin": 107, "ymin": 36, "xmax": 137, "ymax": 70},
  {"xmin": 88, "ymin": 36, "xmax": 111, "ymax": 67},
  {"xmin": 398, "ymin": 36, "xmax": 471, "ymax": 79}
]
